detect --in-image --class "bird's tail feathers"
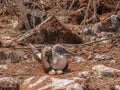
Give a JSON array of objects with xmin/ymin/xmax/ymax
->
[{"xmin": 29, "ymin": 43, "xmax": 41, "ymax": 59}]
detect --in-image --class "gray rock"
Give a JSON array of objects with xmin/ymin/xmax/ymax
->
[
  {"xmin": 111, "ymin": 14, "xmax": 120, "ymax": 29},
  {"xmin": 0, "ymin": 65, "xmax": 8, "ymax": 71},
  {"xmin": 21, "ymin": 75, "xmax": 88, "ymax": 90},
  {"xmin": 78, "ymin": 71, "xmax": 92, "ymax": 78},
  {"xmin": 87, "ymin": 53, "xmax": 95, "ymax": 60},
  {"xmin": 84, "ymin": 27, "xmax": 95, "ymax": 35},
  {"xmin": 114, "ymin": 85, "xmax": 120, "ymax": 90},
  {"xmin": 75, "ymin": 56, "xmax": 85, "ymax": 63},
  {"xmin": 0, "ymin": 77, "xmax": 19, "ymax": 90},
  {"xmin": 92, "ymin": 22, "xmax": 102, "ymax": 33},
  {"xmin": 110, "ymin": 60, "xmax": 117, "ymax": 64},
  {"xmin": 90, "ymin": 36, "xmax": 96, "ymax": 42},
  {"xmin": 94, "ymin": 54, "xmax": 111, "ymax": 61},
  {"xmin": 92, "ymin": 65, "xmax": 120, "ymax": 78}
]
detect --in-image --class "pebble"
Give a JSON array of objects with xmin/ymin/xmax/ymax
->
[
  {"xmin": 0, "ymin": 77, "xmax": 19, "ymax": 89},
  {"xmin": 94, "ymin": 54, "xmax": 111, "ymax": 61},
  {"xmin": 114, "ymin": 85, "xmax": 120, "ymax": 90},
  {"xmin": 75, "ymin": 56, "xmax": 85, "ymax": 63},
  {"xmin": 78, "ymin": 71, "xmax": 92, "ymax": 78},
  {"xmin": 110, "ymin": 60, "xmax": 117, "ymax": 64},
  {"xmin": 0, "ymin": 65, "xmax": 8, "ymax": 71},
  {"xmin": 87, "ymin": 53, "xmax": 94, "ymax": 60}
]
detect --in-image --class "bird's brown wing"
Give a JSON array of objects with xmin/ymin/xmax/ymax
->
[{"xmin": 41, "ymin": 46, "xmax": 52, "ymax": 72}]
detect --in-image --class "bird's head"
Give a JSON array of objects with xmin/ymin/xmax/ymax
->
[{"xmin": 52, "ymin": 44, "xmax": 75, "ymax": 56}]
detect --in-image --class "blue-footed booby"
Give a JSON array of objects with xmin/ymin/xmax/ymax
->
[{"xmin": 30, "ymin": 44, "xmax": 75, "ymax": 75}]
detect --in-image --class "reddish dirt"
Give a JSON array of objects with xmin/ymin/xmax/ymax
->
[{"xmin": 0, "ymin": 0, "xmax": 120, "ymax": 90}]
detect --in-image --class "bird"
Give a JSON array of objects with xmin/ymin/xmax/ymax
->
[{"xmin": 30, "ymin": 44, "xmax": 75, "ymax": 75}]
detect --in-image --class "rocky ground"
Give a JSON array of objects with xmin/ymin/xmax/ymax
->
[{"xmin": 0, "ymin": 0, "xmax": 120, "ymax": 90}]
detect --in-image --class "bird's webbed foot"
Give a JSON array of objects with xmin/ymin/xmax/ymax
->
[
  {"xmin": 48, "ymin": 69, "xmax": 56, "ymax": 75},
  {"xmin": 48, "ymin": 69, "xmax": 64, "ymax": 75},
  {"xmin": 56, "ymin": 69, "xmax": 63, "ymax": 75}
]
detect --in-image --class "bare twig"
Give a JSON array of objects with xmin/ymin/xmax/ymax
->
[
  {"xmin": 81, "ymin": 0, "xmax": 92, "ymax": 39},
  {"xmin": 93, "ymin": 0, "xmax": 98, "ymax": 23},
  {"xmin": 113, "ymin": 1, "xmax": 120, "ymax": 13},
  {"xmin": 2, "ymin": 35, "xmax": 120, "ymax": 49},
  {"xmin": 81, "ymin": 0, "xmax": 91, "ymax": 25},
  {"xmin": 68, "ymin": 0, "xmax": 74, "ymax": 10},
  {"xmin": 30, "ymin": 0, "xmax": 36, "ymax": 28},
  {"xmin": 53, "ymin": 0, "xmax": 63, "ymax": 12},
  {"xmin": 15, "ymin": 0, "xmax": 31, "ymax": 30}
]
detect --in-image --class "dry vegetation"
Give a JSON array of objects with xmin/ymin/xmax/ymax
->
[{"xmin": 0, "ymin": 0, "xmax": 120, "ymax": 90}]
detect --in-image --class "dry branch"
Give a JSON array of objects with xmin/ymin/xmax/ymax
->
[
  {"xmin": 0, "ymin": 50, "xmax": 22, "ymax": 63},
  {"xmin": 14, "ymin": 13, "xmax": 42, "ymax": 31},
  {"xmin": 17, "ymin": 15, "xmax": 83, "ymax": 45}
]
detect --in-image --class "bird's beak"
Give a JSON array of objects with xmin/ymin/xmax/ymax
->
[{"xmin": 64, "ymin": 49, "xmax": 75, "ymax": 56}]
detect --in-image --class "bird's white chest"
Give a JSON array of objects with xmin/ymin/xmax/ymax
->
[{"xmin": 51, "ymin": 55, "xmax": 67, "ymax": 70}]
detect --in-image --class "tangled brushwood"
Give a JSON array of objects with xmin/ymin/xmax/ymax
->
[
  {"xmin": 0, "ymin": 50, "xmax": 22, "ymax": 63},
  {"xmin": 17, "ymin": 16, "xmax": 83, "ymax": 44},
  {"xmin": 0, "ymin": 0, "xmax": 120, "ymax": 90}
]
